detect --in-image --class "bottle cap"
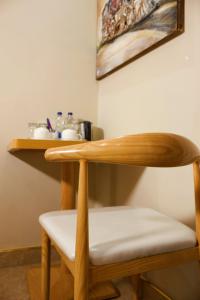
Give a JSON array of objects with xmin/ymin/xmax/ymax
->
[
  {"xmin": 68, "ymin": 112, "xmax": 73, "ymax": 116},
  {"xmin": 57, "ymin": 112, "xmax": 62, "ymax": 116}
]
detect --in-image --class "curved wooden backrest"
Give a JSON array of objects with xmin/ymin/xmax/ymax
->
[{"xmin": 45, "ymin": 133, "xmax": 200, "ymax": 167}]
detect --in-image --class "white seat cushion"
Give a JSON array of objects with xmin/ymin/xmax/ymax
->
[{"xmin": 39, "ymin": 207, "xmax": 196, "ymax": 265}]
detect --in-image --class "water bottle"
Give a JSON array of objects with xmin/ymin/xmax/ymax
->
[
  {"xmin": 64, "ymin": 112, "xmax": 75, "ymax": 130},
  {"xmin": 55, "ymin": 112, "xmax": 64, "ymax": 139}
]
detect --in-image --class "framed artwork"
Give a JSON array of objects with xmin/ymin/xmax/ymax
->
[{"xmin": 96, "ymin": 0, "xmax": 184, "ymax": 80}]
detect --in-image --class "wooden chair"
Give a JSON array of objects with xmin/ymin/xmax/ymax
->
[{"xmin": 39, "ymin": 133, "xmax": 200, "ymax": 300}]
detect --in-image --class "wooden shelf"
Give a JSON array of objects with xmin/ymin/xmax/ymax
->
[{"xmin": 8, "ymin": 138, "xmax": 85, "ymax": 153}]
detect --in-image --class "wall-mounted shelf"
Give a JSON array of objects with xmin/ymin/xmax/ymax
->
[{"xmin": 8, "ymin": 138, "xmax": 85, "ymax": 153}]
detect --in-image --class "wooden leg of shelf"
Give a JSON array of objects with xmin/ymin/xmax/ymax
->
[
  {"xmin": 60, "ymin": 162, "xmax": 75, "ymax": 299},
  {"xmin": 61, "ymin": 162, "xmax": 75, "ymax": 210}
]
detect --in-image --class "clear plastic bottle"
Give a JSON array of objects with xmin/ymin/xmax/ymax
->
[
  {"xmin": 64, "ymin": 112, "xmax": 75, "ymax": 130},
  {"xmin": 55, "ymin": 112, "xmax": 64, "ymax": 139}
]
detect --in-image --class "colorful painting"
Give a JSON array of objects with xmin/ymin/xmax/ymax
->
[{"xmin": 96, "ymin": 0, "xmax": 184, "ymax": 79}]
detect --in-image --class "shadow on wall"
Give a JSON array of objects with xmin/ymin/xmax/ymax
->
[
  {"xmin": 8, "ymin": 125, "xmax": 105, "ymax": 191},
  {"xmin": 144, "ymin": 261, "xmax": 200, "ymax": 300},
  {"xmin": 11, "ymin": 149, "xmax": 105, "ymax": 206},
  {"xmin": 110, "ymin": 165, "xmax": 145, "ymax": 206},
  {"xmin": 11, "ymin": 147, "xmax": 145, "ymax": 210},
  {"xmin": 12, "ymin": 151, "xmax": 60, "ymax": 181},
  {"xmin": 92, "ymin": 126, "xmax": 104, "ymax": 141},
  {"xmin": 94, "ymin": 164, "xmax": 145, "ymax": 207}
]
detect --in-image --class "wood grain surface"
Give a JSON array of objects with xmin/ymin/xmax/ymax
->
[
  {"xmin": 90, "ymin": 247, "xmax": 199, "ymax": 284},
  {"xmin": 193, "ymin": 161, "xmax": 200, "ymax": 252},
  {"xmin": 41, "ymin": 133, "xmax": 200, "ymax": 300},
  {"xmin": 8, "ymin": 138, "xmax": 84, "ymax": 153},
  {"xmin": 74, "ymin": 160, "xmax": 89, "ymax": 300},
  {"xmin": 45, "ymin": 133, "xmax": 200, "ymax": 167}
]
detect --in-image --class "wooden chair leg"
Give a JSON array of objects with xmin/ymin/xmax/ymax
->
[
  {"xmin": 41, "ymin": 229, "xmax": 51, "ymax": 300},
  {"xmin": 131, "ymin": 274, "xmax": 143, "ymax": 300},
  {"xmin": 74, "ymin": 160, "xmax": 89, "ymax": 300},
  {"xmin": 74, "ymin": 274, "xmax": 88, "ymax": 300}
]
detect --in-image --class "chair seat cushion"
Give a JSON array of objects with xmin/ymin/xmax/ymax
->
[{"xmin": 39, "ymin": 207, "xmax": 196, "ymax": 265}]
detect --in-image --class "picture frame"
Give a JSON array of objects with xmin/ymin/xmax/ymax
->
[{"xmin": 96, "ymin": 0, "xmax": 185, "ymax": 80}]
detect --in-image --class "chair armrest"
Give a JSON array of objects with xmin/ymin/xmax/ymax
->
[
  {"xmin": 44, "ymin": 138, "xmax": 120, "ymax": 164},
  {"xmin": 44, "ymin": 133, "xmax": 200, "ymax": 167}
]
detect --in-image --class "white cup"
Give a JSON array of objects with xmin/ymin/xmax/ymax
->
[
  {"xmin": 62, "ymin": 129, "xmax": 81, "ymax": 140},
  {"xmin": 33, "ymin": 127, "xmax": 51, "ymax": 139}
]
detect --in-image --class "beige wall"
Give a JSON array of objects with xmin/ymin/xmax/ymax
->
[
  {"xmin": 0, "ymin": 0, "xmax": 97, "ymax": 248},
  {"xmin": 0, "ymin": 0, "xmax": 199, "ymax": 297},
  {"xmin": 98, "ymin": 0, "xmax": 200, "ymax": 221},
  {"xmin": 97, "ymin": 0, "xmax": 200, "ymax": 299}
]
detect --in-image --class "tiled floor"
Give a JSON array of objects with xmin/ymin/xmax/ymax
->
[{"xmin": 0, "ymin": 266, "xmax": 30, "ymax": 300}]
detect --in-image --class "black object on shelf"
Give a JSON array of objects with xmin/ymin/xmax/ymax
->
[{"xmin": 81, "ymin": 121, "xmax": 92, "ymax": 141}]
